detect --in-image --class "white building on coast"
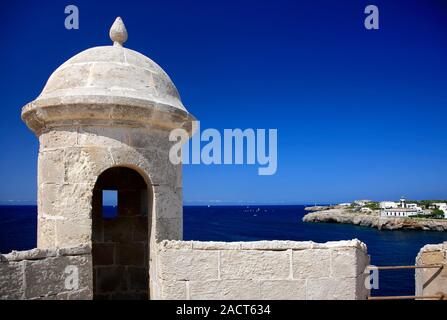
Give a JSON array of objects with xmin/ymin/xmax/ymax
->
[
  {"xmin": 381, "ymin": 208, "xmax": 419, "ymax": 217},
  {"xmin": 381, "ymin": 198, "xmax": 422, "ymax": 218},
  {"xmin": 380, "ymin": 201, "xmax": 398, "ymax": 209},
  {"xmin": 433, "ymin": 203, "xmax": 447, "ymax": 218}
]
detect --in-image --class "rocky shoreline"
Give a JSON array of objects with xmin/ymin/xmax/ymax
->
[{"xmin": 303, "ymin": 208, "xmax": 447, "ymax": 231}]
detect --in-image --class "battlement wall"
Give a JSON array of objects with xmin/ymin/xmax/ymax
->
[
  {"xmin": 1, "ymin": 239, "xmax": 371, "ymax": 300},
  {"xmin": 415, "ymin": 242, "xmax": 447, "ymax": 299},
  {"xmin": 153, "ymin": 239, "xmax": 370, "ymax": 300}
]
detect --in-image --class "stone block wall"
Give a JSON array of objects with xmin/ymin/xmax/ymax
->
[
  {"xmin": 0, "ymin": 245, "xmax": 92, "ymax": 300},
  {"xmin": 153, "ymin": 239, "xmax": 370, "ymax": 300},
  {"xmin": 37, "ymin": 125, "xmax": 182, "ymax": 249},
  {"xmin": 415, "ymin": 242, "xmax": 447, "ymax": 299}
]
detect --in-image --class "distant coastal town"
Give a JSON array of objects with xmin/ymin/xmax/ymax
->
[
  {"xmin": 303, "ymin": 198, "xmax": 447, "ymax": 231},
  {"xmin": 321, "ymin": 198, "xmax": 447, "ymax": 219}
]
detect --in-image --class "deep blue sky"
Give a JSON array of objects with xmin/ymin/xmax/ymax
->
[{"xmin": 0, "ymin": 0, "xmax": 446, "ymax": 204}]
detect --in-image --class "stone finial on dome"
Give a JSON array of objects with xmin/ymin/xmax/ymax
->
[{"xmin": 109, "ymin": 17, "xmax": 128, "ymax": 47}]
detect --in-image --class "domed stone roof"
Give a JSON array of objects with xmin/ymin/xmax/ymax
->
[
  {"xmin": 22, "ymin": 17, "xmax": 194, "ymax": 134},
  {"xmin": 38, "ymin": 45, "xmax": 185, "ymax": 111}
]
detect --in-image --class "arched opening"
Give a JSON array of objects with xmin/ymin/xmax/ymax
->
[{"xmin": 91, "ymin": 167, "xmax": 150, "ymax": 300}]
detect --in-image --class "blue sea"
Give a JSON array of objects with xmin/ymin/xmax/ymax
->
[{"xmin": 1, "ymin": 205, "xmax": 447, "ymax": 297}]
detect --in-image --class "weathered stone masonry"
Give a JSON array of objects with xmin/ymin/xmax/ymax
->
[
  {"xmin": 153, "ymin": 240, "xmax": 370, "ymax": 300},
  {"xmin": 17, "ymin": 17, "xmax": 192, "ymax": 299},
  {"xmin": 415, "ymin": 242, "xmax": 447, "ymax": 299},
  {"xmin": 0, "ymin": 246, "xmax": 91, "ymax": 300},
  {"xmin": 0, "ymin": 240, "xmax": 371, "ymax": 300}
]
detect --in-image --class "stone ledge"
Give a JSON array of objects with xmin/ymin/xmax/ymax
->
[
  {"xmin": 418, "ymin": 243, "xmax": 445, "ymax": 253},
  {"xmin": 1, "ymin": 248, "xmax": 58, "ymax": 262},
  {"xmin": 240, "ymin": 241, "xmax": 313, "ymax": 250},
  {"xmin": 311, "ymin": 239, "xmax": 367, "ymax": 252},
  {"xmin": 159, "ymin": 239, "xmax": 367, "ymax": 252},
  {"xmin": 195, "ymin": 241, "xmax": 242, "ymax": 250},
  {"xmin": 1, "ymin": 245, "xmax": 91, "ymax": 262},
  {"xmin": 57, "ymin": 244, "xmax": 91, "ymax": 256},
  {"xmin": 158, "ymin": 240, "xmax": 193, "ymax": 250}
]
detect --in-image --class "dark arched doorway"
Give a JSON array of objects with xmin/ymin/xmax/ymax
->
[{"xmin": 92, "ymin": 167, "xmax": 150, "ymax": 299}]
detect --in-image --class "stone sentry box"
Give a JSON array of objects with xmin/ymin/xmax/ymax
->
[
  {"xmin": 20, "ymin": 17, "xmax": 194, "ymax": 299},
  {"xmin": 1, "ymin": 17, "xmax": 373, "ymax": 300}
]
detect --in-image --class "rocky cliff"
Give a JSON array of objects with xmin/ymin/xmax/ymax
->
[{"xmin": 303, "ymin": 209, "xmax": 447, "ymax": 231}]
